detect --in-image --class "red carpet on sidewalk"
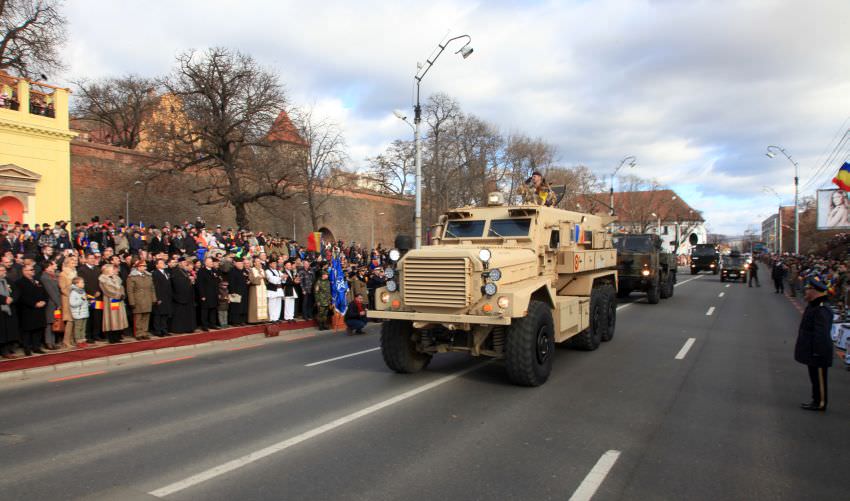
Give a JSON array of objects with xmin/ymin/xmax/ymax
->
[{"xmin": 0, "ymin": 320, "xmax": 316, "ymax": 373}]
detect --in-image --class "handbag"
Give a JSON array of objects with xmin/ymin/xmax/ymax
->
[{"xmin": 228, "ymin": 293, "xmax": 242, "ymax": 303}]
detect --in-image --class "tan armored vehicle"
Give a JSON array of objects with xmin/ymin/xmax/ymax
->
[{"xmin": 368, "ymin": 192, "xmax": 618, "ymax": 386}]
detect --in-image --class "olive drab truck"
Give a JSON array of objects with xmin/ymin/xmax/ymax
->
[
  {"xmin": 613, "ymin": 233, "xmax": 677, "ymax": 304},
  {"xmin": 368, "ymin": 192, "xmax": 618, "ymax": 387}
]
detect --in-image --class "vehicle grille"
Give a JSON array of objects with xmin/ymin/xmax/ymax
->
[{"xmin": 403, "ymin": 257, "xmax": 470, "ymax": 308}]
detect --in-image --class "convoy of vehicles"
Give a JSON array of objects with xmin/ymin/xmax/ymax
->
[
  {"xmin": 614, "ymin": 234, "xmax": 676, "ymax": 304},
  {"xmin": 690, "ymin": 244, "xmax": 720, "ymax": 274},
  {"xmin": 720, "ymin": 253, "xmax": 749, "ymax": 283},
  {"xmin": 368, "ymin": 192, "xmax": 618, "ymax": 386}
]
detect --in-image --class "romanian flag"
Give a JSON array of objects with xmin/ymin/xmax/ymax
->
[
  {"xmin": 574, "ymin": 224, "xmax": 587, "ymax": 244},
  {"xmin": 832, "ymin": 162, "xmax": 850, "ymax": 191},
  {"xmin": 307, "ymin": 231, "xmax": 321, "ymax": 252},
  {"xmin": 110, "ymin": 299, "xmax": 120, "ymax": 311}
]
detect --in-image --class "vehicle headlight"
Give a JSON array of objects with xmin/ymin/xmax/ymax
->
[
  {"xmin": 483, "ymin": 282, "xmax": 497, "ymax": 296},
  {"xmin": 488, "ymin": 268, "xmax": 502, "ymax": 281},
  {"xmin": 384, "ymin": 267, "xmax": 395, "ymax": 279},
  {"xmin": 479, "ymin": 248, "xmax": 492, "ymax": 263},
  {"xmin": 497, "ymin": 296, "xmax": 510, "ymax": 309},
  {"xmin": 380, "ymin": 291, "xmax": 390, "ymax": 303},
  {"xmin": 710, "ymin": 263, "xmax": 715, "ymax": 268},
  {"xmin": 388, "ymin": 249, "xmax": 401, "ymax": 262},
  {"xmin": 386, "ymin": 280, "xmax": 397, "ymax": 292},
  {"xmin": 641, "ymin": 269, "xmax": 651, "ymax": 276}
]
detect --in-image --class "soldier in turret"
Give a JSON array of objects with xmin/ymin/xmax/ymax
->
[{"xmin": 520, "ymin": 171, "xmax": 556, "ymax": 207}]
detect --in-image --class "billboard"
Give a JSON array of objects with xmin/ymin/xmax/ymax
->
[{"xmin": 817, "ymin": 189, "xmax": 850, "ymax": 230}]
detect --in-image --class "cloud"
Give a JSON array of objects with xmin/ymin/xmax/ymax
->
[{"xmin": 57, "ymin": 0, "xmax": 850, "ymax": 234}]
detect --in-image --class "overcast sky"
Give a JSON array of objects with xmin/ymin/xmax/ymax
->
[{"xmin": 58, "ymin": 0, "xmax": 850, "ymax": 235}]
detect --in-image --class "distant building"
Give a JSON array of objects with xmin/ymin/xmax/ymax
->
[
  {"xmin": 759, "ymin": 206, "xmax": 795, "ymax": 253},
  {"xmin": 574, "ymin": 189, "xmax": 706, "ymax": 255},
  {"xmin": 0, "ymin": 71, "xmax": 76, "ymax": 225}
]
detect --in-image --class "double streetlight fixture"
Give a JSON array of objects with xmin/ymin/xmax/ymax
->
[
  {"xmin": 609, "ymin": 155, "xmax": 636, "ymax": 216},
  {"xmin": 765, "ymin": 145, "xmax": 799, "ymax": 254},
  {"xmin": 395, "ymin": 34, "xmax": 474, "ymax": 249}
]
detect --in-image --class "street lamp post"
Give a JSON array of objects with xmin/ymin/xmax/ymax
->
[
  {"xmin": 125, "ymin": 180, "xmax": 142, "ymax": 223},
  {"xmin": 408, "ymin": 34, "xmax": 473, "ymax": 249},
  {"xmin": 371, "ymin": 212, "xmax": 385, "ymax": 250},
  {"xmin": 609, "ymin": 156, "xmax": 636, "ymax": 216},
  {"xmin": 766, "ymin": 145, "xmax": 799, "ymax": 254}
]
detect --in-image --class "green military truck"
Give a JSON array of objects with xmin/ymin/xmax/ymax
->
[
  {"xmin": 720, "ymin": 252, "xmax": 748, "ymax": 283},
  {"xmin": 690, "ymin": 243, "xmax": 719, "ymax": 274},
  {"xmin": 613, "ymin": 234, "xmax": 676, "ymax": 304}
]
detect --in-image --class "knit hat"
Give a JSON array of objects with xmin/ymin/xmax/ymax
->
[{"xmin": 805, "ymin": 274, "xmax": 829, "ymax": 292}]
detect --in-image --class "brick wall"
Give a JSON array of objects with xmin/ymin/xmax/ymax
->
[{"xmin": 70, "ymin": 140, "xmax": 413, "ymax": 248}]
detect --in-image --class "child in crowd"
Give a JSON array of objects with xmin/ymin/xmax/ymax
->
[{"xmin": 69, "ymin": 277, "xmax": 90, "ymax": 348}]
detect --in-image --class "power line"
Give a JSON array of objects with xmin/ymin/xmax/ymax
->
[{"xmin": 802, "ymin": 128, "xmax": 850, "ymax": 192}]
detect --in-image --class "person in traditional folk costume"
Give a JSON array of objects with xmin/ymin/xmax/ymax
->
[
  {"xmin": 265, "ymin": 260, "xmax": 284, "ymax": 322},
  {"xmin": 248, "ymin": 257, "xmax": 269, "ymax": 323},
  {"xmin": 98, "ymin": 264, "xmax": 129, "ymax": 344},
  {"xmin": 282, "ymin": 260, "xmax": 300, "ymax": 323}
]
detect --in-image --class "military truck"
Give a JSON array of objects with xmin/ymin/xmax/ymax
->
[
  {"xmin": 368, "ymin": 192, "xmax": 618, "ymax": 387},
  {"xmin": 690, "ymin": 243, "xmax": 719, "ymax": 275},
  {"xmin": 720, "ymin": 252, "xmax": 748, "ymax": 283},
  {"xmin": 613, "ymin": 234, "xmax": 676, "ymax": 304}
]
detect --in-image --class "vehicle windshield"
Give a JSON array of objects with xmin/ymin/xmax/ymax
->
[
  {"xmin": 488, "ymin": 218, "xmax": 531, "ymax": 237},
  {"xmin": 723, "ymin": 257, "xmax": 746, "ymax": 267},
  {"xmin": 444, "ymin": 220, "xmax": 486, "ymax": 238},
  {"xmin": 692, "ymin": 246, "xmax": 717, "ymax": 256},
  {"xmin": 613, "ymin": 236, "xmax": 654, "ymax": 253}
]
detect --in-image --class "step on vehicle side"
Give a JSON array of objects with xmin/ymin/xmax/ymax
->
[
  {"xmin": 369, "ymin": 192, "xmax": 618, "ymax": 387},
  {"xmin": 613, "ymin": 233, "xmax": 676, "ymax": 304}
]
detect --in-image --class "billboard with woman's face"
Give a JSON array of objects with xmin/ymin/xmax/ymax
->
[{"xmin": 817, "ymin": 189, "xmax": 850, "ymax": 229}]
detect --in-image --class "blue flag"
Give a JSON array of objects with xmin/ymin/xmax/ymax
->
[{"xmin": 329, "ymin": 258, "xmax": 348, "ymax": 314}]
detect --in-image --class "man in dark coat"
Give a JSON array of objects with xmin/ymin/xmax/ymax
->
[
  {"xmin": 170, "ymin": 258, "xmax": 197, "ymax": 333},
  {"xmin": 14, "ymin": 264, "xmax": 48, "ymax": 355},
  {"xmin": 77, "ymin": 252, "xmax": 104, "ymax": 342},
  {"xmin": 195, "ymin": 257, "xmax": 220, "ymax": 331},
  {"xmin": 0, "ymin": 265, "xmax": 20, "ymax": 358},
  {"xmin": 771, "ymin": 260, "xmax": 786, "ymax": 294},
  {"xmin": 151, "ymin": 258, "xmax": 173, "ymax": 337},
  {"xmin": 748, "ymin": 259, "xmax": 760, "ymax": 288},
  {"xmin": 227, "ymin": 258, "xmax": 250, "ymax": 326},
  {"xmin": 795, "ymin": 274, "xmax": 834, "ymax": 411}
]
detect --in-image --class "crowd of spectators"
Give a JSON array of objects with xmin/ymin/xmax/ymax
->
[
  {"xmin": 760, "ymin": 251, "xmax": 850, "ymax": 310},
  {"xmin": 0, "ymin": 216, "xmax": 390, "ymax": 359}
]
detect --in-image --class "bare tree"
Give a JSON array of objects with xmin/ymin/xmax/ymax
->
[
  {"xmin": 289, "ymin": 106, "xmax": 349, "ymax": 231},
  {"xmin": 0, "ymin": 0, "xmax": 66, "ymax": 79},
  {"xmin": 502, "ymin": 133, "xmax": 557, "ymax": 203},
  {"xmin": 615, "ymin": 174, "xmax": 666, "ymax": 232},
  {"xmin": 364, "ymin": 139, "xmax": 414, "ymax": 195},
  {"xmin": 71, "ymin": 75, "xmax": 160, "ymax": 149},
  {"xmin": 147, "ymin": 47, "xmax": 294, "ymax": 230},
  {"xmin": 546, "ymin": 165, "xmax": 605, "ymax": 211}
]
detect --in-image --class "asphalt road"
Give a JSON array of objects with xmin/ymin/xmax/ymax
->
[{"xmin": 0, "ymin": 272, "xmax": 848, "ymax": 501}]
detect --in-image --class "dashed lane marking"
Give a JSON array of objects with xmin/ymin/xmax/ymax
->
[
  {"xmin": 305, "ymin": 347, "xmax": 381, "ymax": 367},
  {"xmin": 148, "ymin": 362, "xmax": 485, "ymax": 498},
  {"xmin": 674, "ymin": 275, "xmax": 702, "ymax": 288},
  {"xmin": 569, "ymin": 450, "xmax": 622, "ymax": 501},
  {"xmin": 725, "ymin": 284, "xmax": 731, "ymax": 288},
  {"xmin": 718, "ymin": 292, "xmax": 725, "ymax": 298},
  {"xmin": 706, "ymin": 306, "xmax": 715, "ymax": 316},
  {"xmin": 150, "ymin": 355, "xmax": 195, "ymax": 366},
  {"xmin": 675, "ymin": 338, "xmax": 696, "ymax": 360},
  {"xmin": 48, "ymin": 370, "xmax": 107, "ymax": 383}
]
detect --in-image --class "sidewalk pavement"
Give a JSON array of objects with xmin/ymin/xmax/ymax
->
[{"xmin": 0, "ymin": 320, "xmax": 317, "ymax": 379}]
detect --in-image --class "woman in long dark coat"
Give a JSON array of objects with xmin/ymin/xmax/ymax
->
[
  {"xmin": 170, "ymin": 259, "xmax": 197, "ymax": 333},
  {"xmin": 0, "ymin": 265, "xmax": 20, "ymax": 358},
  {"xmin": 227, "ymin": 258, "xmax": 250, "ymax": 326}
]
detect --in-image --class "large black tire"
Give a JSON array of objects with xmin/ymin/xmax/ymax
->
[
  {"xmin": 712, "ymin": 268, "xmax": 718, "ymax": 275},
  {"xmin": 380, "ymin": 320, "xmax": 432, "ymax": 374},
  {"xmin": 647, "ymin": 275, "xmax": 661, "ymax": 304},
  {"xmin": 691, "ymin": 267, "xmax": 697, "ymax": 275},
  {"xmin": 660, "ymin": 272, "xmax": 672, "ymax": 299},
  {"xmin": 720, "ymin": 275, "xmax": 726, "ymax": 283},
  {"xmin": 668, "ymin": 273, "xmax": 676, "ymax": 297},
  {"xmin": 599, "ymin": 284, "xmax": 617, "ymax": 342},
  {"xmin": 570, "ymin": 285, "xmax": 611, "ymax": 350},
  {"xmin": 505, "ymin": 300, "xmax": 555, "ymax": 387}
]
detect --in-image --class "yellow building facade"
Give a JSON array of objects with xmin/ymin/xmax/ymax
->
[{"xmin": 0, "ymin": 73, "xmax": 75, "ymax": 226}]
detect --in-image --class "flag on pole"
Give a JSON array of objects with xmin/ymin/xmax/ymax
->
[
  {"xmin": 832, "ymin": 162, "xmax": 850, "ymax": 191},
  {"xmin": 329, "ymin": 258, "xmax": 348, "ymax": 314}
]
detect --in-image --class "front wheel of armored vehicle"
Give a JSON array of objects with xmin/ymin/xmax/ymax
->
[
  {"xmin": 505, "ymin": 300, "xmax": 555, "ymax": 387},
  {"xmin": 647, "ymin": 275, "xmax": 661, "ymax": 304},
  {"xmin": 599, "ymin": 284, "xmax": 617, "ymax": 342},
  {"xmin": 381, "ymin": 320, "xmax": 432, "ymax": 374},
  {"xmin": 660, "ymin": 273, "xmax": 673, "ymax": 299}
]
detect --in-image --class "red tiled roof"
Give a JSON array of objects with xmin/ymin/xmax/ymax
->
[
  {"xmin": 267, "ymin": 110, "xmax": 307, "ymax": 146},
  {"xmin": 574, "ymin": 189, "xmax": 704, "ymax": 222}
]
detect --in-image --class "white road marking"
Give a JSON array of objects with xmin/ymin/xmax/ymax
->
[
  {"xmin": 706, "ymin": 306, "xmax": 715, "ymax": 316},
  {"xmin": 718, "ymin": 292, "xmax": 725, "ymax": 298},
  {"xmin": 674, "ymin": 275, "xmax": 702, "ymax": 288},
  {"xmin": 675, "ymin": 338, "xmax": 696, "ymax": 360},
  {"xmin": 616, "ymin": 303, "xmax": 631, "ymax": 311},
  {"xmin": 305, "ymin": 347, "xmax": 381, "ymax": 367},
  {"xmin": 569, "ymin": 450, "xmax": 622, "ymax": 501},
  {"xmin": 725, "ymin": 284, "xmax": 731, "ymax": 288},
  {"xmin": 148, "ymin": 363, "xmax": 484, "ymax": 498}
]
